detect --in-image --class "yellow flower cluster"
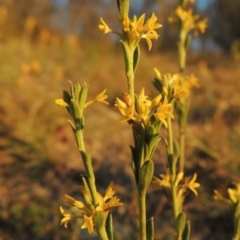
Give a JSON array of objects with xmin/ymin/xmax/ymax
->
[
  {"xmin": 60, "ymin": 182, "xmax": 123, "ymax": 234},
  {"xmin": 114, "ymin": 88, "xmax": 174, "ymax": 127},
  {"xmin": 99, "ymin": 13, "xmax": 162, "ymax": 50},
  {"xmin": 154, "ymin": 68, "xmax": 199, "ymax": 100},
  {"xmin": 55, "ymin": 89, "xmax": 108, "ymax": 108},
  {"xmin": 152, "ymin": 169, "xmax": 200, "ymax": 204},
  {"xmin": 172, "ymin": 74, "xmax": 199, "ymax": 99},
  {"xmin": 175, "ymin": 6, "xmax": 207, "ymax": 35},
  {"xmin": 214, "ymin": 183, "xmax": 240, "ymax": 206}
]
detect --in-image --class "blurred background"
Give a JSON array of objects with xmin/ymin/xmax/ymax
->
[{"xmin": 0, "ymin": 0, "xmax": 240, "ymax": 239}]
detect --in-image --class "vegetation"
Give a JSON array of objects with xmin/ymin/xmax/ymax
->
[{"xmin": 0, "ymin": 0, "xmax": 240, "ymax": 239}]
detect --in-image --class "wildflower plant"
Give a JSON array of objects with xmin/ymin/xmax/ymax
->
[
  {"xmin": 214, "ymin": 183, "xmax": 240, "ymax": 240},
  {"xmin": 56, "ymin": 0, "xmax": 239, "ymax": 240},
  {"xmin": 56, "ymin": 82, "xmax": 123, "ymax": 239}
]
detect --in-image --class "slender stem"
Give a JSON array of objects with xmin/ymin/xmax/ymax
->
[
  {"xmin": 97, "ymin": 226, "xmax": 109, "ymax": 240},
  {"xmin": 178, "ymin": 31, "xmax": 187, "ymax": 73},
  {"xmin": 178, "ymin": 27, "xmax": 187, "ymax": 173},
  {"xmin": 138, "ymin": 189, "xmax": 147, "ymax": 240},
  {"xmin": 75, "ymin": 129, "xmax": 99, "ymax": 206},
  {"xmin": 167, "ymin": 117, "xmax": 179, "ymax": 220},
  {"xmin": 179, "ymin": 103, "xmax": 188, "ymax": 173},
  {"xmin": 126, "ymin": 50, "xmax": 135, "ymax": 106}
]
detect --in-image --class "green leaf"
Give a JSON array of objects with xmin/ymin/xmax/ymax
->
[
  {"xmin": 71, "ymin": 99, "xmax": 81, "ymax": 120},
  {"xmin": 133, "ymin": 45, "xmax": 140, "ymax": 73},
  {"xmin": 146, "ymin": 134, "xmax": 160, "ymax": 160},
  {"xmin": 182, "ymin": 220, "xmax": 191, "ymax": 240},
  {"xmin": 106, "ymin": 212, "xmax": 113, "ymax": 240},
  {"xmin": 78, "ymin": 84, "xmax": 89, "ymax": 111},
  {"xmin": 120, "ymin": 40, "xmax": 131, "ymax": 73},
  {"xmin": 68, "ymin": 80, "xmax": 74, "ymax": 97},
  {"xmin": 116, "ymin": 0, "xmax": 120, "ymax": 11},
  {"xmin": 118, "ymin": 0, "xmax": 129, "ymax": 22},
  {"xmin": 63, "ymin": 90, "xmax": 71, "ymax": 105},
  {"xmin": 152, "ymin": 78, "xmax": 163, "ymax": 93},
  {"xmin": 73, "ymin": 83, "xmax": 81, "ymax": 102},
  {"xmin": 146, "ymin": 217, "xmax": 154, "ymax": 240},
  {"xmin": 81, "ymin": 176, "xmax": 95, "ymax": 212},
  {"xmin": 67, "ymin": 120, "xmax": 76, "ymax": 132},
  {"xmin": 138, "ymin": 160, "xmax": 154, "ymax": 191},
  {"xmin": 176, "ymin": 212, "xmax": 186, "ymax": 236},
  {"xmin": 82, "ymin": 175, "xmax": 91, "ymax": 196}
]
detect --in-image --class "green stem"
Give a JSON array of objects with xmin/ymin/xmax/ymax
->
[
  {"xmin": 97, "ymin": 227, "xmax": 109, "ymax": 240},
  {"xmin": 138, "ymin": 188, "xmax": 147, "ymax": 240},
  {"xmin": 178, "ymin": 27, "xmax": 187, "ymax": 173},
  {"xmin": 179, "ymin": 103, "xmax": 188, "ymax": 173},
  {"xmin": 75, "ymin": 128, "xmax": 99, "ymax": 206},
  {"xmin": 167, "ymin": 117, "xmax": 179, "ymax": 220},
  {"xmin": 126, "ymin": 50, "xmax": 135, "ymax": 106},
  {"xmin": 178, "ymin": 31, "xmax": 186, "ymax": 73}
]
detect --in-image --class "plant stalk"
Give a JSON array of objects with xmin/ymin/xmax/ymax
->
[{"xmin": 138, "ymin": 188, "xmax": 147, "ymax": 240}]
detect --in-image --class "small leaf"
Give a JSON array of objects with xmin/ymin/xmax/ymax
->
[
  {"xmin": 71, "ymin": 99, "xmax": 81, "ymax": 119},
  {"xmin": 146, "ymin": 217, "xmax": 154, "ymax": 240},
  {"xmin": 120, "ymin": 40, "xmax": 131, "ymax": 73},
  {"xmin": 182, "ymin": 220, "xmax": 191, "ymax": 240},
  {"xmin": 78, "ymin": 84, "xmax": 89, "ymax": 111},
  {"xmin": 63, "ymin": 90, "xmax": 71, "ymax": 105},
  {"xmin": 106, "ymin": 212, "xmax": 113, "ymax": 240},
  {"xmin": 138, "ymin": 160, "xmax": 154, "ymax": 191},
  {"xmin": 147, "ymin": 134, "xmax": 160, "ymax": 160},
  {"xmin": 118, "ymin": 0, "xmax": 129, "ymax": 22},
  {"xmin": 152, "ymin": 78, "xmax": 163, "ymax": 93},
  {"xmin": 176, "ymin": 212, "xmax": 186, "ymax": 236},
  {"xmin": 73, "ymin": 83, "xmax": 81, "ymax": 102},
  {"xmin": 133, "ymin": 45, "xmax": 140, "ymax": 73}
]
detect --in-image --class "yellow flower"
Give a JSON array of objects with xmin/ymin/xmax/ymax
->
[
  {"xmin": 95, "ymin": 89, "xmax": 109, "ymax": 104},
  {"xmin": 187, "ymin": 173, "xmax": 200, "ymax": 196},
  {"xmin": 84, "ymin": 89, "xmax": 109, "ymax": 108},
  {"xmin": 152, "ymin": 169, "xmax": 171, "ymax": 189},
  {"xmin": 195, "ymin": 18, "xmax": 207, "ymax": 34},
  {"xmin": 115, "ymin": 88, "xmax": 173, "ymax": 127},
  {"xmin": 99, "ymin": 12, "xmax": 162, "ymax": 50},
  {"xmin": 60, "ymin": 182, "xmax": 123, "ymax": 234},
  {"xmin": 59, "ymin": 206, "xmax": 82, "ymax": 228},
  {"xmin": 170, "ymin": 74, "xmax": 199, "ymax": 100},
  {"xmin": 214, "ymin": 183, "xmax": 240, "ymax": 206},
  {"xmin": 175, "ymin": 6, "xmax": 207, "ymax": 35},
  {"xmin": 154, "ymin": 96, "xmax": 174, "ymax": 127},
  {"xmin": 98, "ymin": 17, "xmax": 112, "ymax": 34},
  {"xmin": 153, "ymin": 170, "xmax": 200, "ymax": 202},
  {"xmin": 114, "ymin": 97, "xmax": 136, "ymax": 123},
  {"xmin": 130, "ymin": 14, "xmax": 147, "ymax": 38},
  {"xmin": 55, "ymin": 98, "xmax": 68, "ymax": 107},
  {"xmin": 213, "ymin": 190, "xmax": 232, "ymax": 205},
  {"xmin": 81, "ymin": 215, "xmax": 94, "ymax": 234}
]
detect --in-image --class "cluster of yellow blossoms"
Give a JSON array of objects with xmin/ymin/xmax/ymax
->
[
  {"xmin": 114, "ymin": 88, "xmax": 174, "ymax": 127},
  {"xmin": 154, "ymin": 68, "xmax": 199, "ymax": 101},
  {"xmin": 60, "ymin": 182, "xmax": 123, "ymax": 234},
  {"xmin": 99, "ymin": 13, "xmax": 162, "ymax": 50},
  {"xmin": 168, "ymin": 5, "xmax": 207, "ymax": 36},
  {"xmin": 152, "ymin": 169, "xmax": 200, "ymax": 205}
]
